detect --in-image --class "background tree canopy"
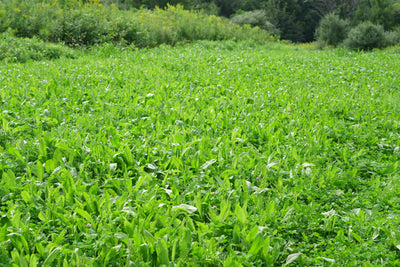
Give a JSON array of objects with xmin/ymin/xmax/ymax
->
[{"xmin": 98, "ymin": 0, "xmax": 400, "ymax": 42}]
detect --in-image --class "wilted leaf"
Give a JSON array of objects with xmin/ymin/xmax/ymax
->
[
  {"xmin": 201, "ymin": 159, "xmax": 217, "ymax": 170},
  {"xmin": 320, "ymin": 257, "xmax": 335, "ymax": 263},
  {"xmin": 285, "ymin": 253, "xmax": 302, "ymax": 265},
  {"xmin": 147, "ymin": 163, "xmax": 158, "ymax": 170},
  {"xmin": 172, "ymin": 204, "xmax": 197, "ymax": 214}
]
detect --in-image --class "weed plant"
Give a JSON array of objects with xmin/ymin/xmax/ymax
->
[
  {"xmin": 0, "ymin": 0, "xmax": 270, "ymax": 47},
  {"xmin": 0, "ymin": 30, "xmax": 75, "ymax": 63},
  {"xmin": 0, "ymin": 41, "xmax": 400, "ymax": 265}
]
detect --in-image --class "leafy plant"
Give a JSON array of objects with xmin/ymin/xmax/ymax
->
[
  {"xmin": 343, "ymin": 21, "xmax": 386, "ymax": 50},
  {"xmin": 315, "ymin": 13, "xmax": 350, "ymax": 47},
  {"xmin": 0, "ymin": 29, "xmax": 75, "ymax": 62},
  {"xmin": 0, "ymin": 1, "xmax": 271, "ymax": 47},
  {"xmin": 384, "ymin": 26, "xmax": 400, "ymax": 47},
  {"xmin": 230, "ymin": 10, "xmax": 279, "ymax": 36},
  {"xmin": 1, "ymin": 40, "xmax": 400, "ymax": 265}
]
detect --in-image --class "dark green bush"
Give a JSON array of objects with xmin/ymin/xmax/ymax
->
[
  {"xmin": 343, "ymin": 21, "xmax": 386, "ymax": 50},
  {"xmin": 384, "ymin": 27, "xmax": 400, "ymax": 47},
  {"xmin": 315, "ymin": 13, "xmax": 350, "ymax": 47},
  {"xmin": 230, "ymin": 10, "xmax": 279, "ymax": 36},
  {"xmin": 0, "ymin": 30, "xmax": 75, "ymax": 63}
]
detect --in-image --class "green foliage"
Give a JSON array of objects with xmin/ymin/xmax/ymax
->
[
  {"xmin": 1, "ymin": 40, "xmax": 400, "ymax": 265},
  {"xmin": 230, "ymin": 10, "xmax": 279, "ymax": 35},
  {"xmin": 343, "ymin": 21, "xmax": 386, "ymax": 50},
  {"xmin": 0, "ymin": 2, "xmax": 270, "ymax": 47},
  {"xmin": 263, "ymin": 0, "xmax": 319, "ymax": 42},
  {"xmin": 354, "ymin": 0, "xmax": 400, "ymax": 30},
  {"xmin": 315, "ymin": 13, "xmax": 350, "ymax": 47},
  {"xmin": 3, "ymin": 0, "xmax": 400, "ymax": 43},
  {"xmin": 385, "ymin": 26, "xmax": 400, "ymax": 46},
  {"xmin": 101, "ymin": 0, "xmax": 193, "ymax": 10},
  {"xmin": 0, "ymin": 30, "xmax": 75, "ymax": 63},
  {"xmin": 0, "ymin": 0, "xmax": 64, "ymax": 39},
  {"xmin": 60, "ymin": 8, "xmax": 110, "ymax": 46}
]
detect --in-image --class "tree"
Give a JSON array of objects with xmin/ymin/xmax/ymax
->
[
  {"xmin": 354, "ymin": 0, "xmax": 400, "ymax": 29},
  {"xmin": 263, "ymin": 0, "xmax": 319, "ymax": 42}
]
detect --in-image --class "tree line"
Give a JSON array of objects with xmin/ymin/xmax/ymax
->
[{"xmin": 99, "ymin": 0, "xmax": 400, "ymax": 42}]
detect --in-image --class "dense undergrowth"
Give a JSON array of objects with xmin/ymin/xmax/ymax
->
[
  {"xmin": 1, "ymin": 40, "xmax": 400, "ymax": 265},
  {"xmin": 0, "ymin": 30, "xmax": 76, "ymax": 63},
  {"xmin": 0, "ymin": 0, "xmax": 270, "ymax": 47}
]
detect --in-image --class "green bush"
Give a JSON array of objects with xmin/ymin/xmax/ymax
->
[
  {"xmin": 0, "ymin": 2, "xmax": 6, "ymax": 32},
  {"xmin": 230, "ymin": 10, "xmax": 279, "ymax": 36},
  {"xmin": 0, "ymin": 30, "xmax": 75, "ymax": 63},
  {"xmin": 343, "ymin": 21, "xmax": 386, "ymax": 50},
  {"xmin": 0, "ymin": 0, "xmax": 63, "ymax": 39},
  {"xmin": 315, "ymin": 13, "xmax": 350, "ymax": 47},
  {"xmin": 60, "ymin": 8, "xmax": 111, "ymax": 46},
  {"xmin": 384, "ymin": 27, "xmax": 400, "ymax": 47},
  {"xmin": 0, "ymin": 1, "xmax": 272, "ymax": 47}
]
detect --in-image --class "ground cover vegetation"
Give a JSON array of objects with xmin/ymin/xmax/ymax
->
[{"xmin": 1, "ymin": 39, "xmax": 400, "ymax": 265}]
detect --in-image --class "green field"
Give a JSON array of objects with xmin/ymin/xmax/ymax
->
[{"xmin": 1, "ymin": 41, "xmax": 400, "ymax": 266}]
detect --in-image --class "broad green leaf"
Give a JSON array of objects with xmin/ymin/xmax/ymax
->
[
  {"xmin": 8, "ymin": 147, "xmax": 25, "ymax": 163},
  {"xmin": 123, "ymin": 145, "xmax": 134, "ymax": 165},
  {"xmin": 234, "ymin": 204, "xmax": 247, "ymax": 225},
  {"xmin": 11, "ymin": 249, "xmax": 19, "ymax": 265},
  {"xmin": 2, "ymin": 169, "xmax": 16, "ymax": 188},
  {"xmin": 29, "ymin": 254, "xmax": 38, "ymax": 267},
  {"xmin": 142, "ymin": 230, "xmax": 157, "ymax": 245},
  {"xmin": 180, "ymin": 228, "xmax": 191, "ymax": 258},
  {"xmin": 246, "ymin": 226, "xmax": 259, "ymax": 244},
  {"xmin": 156, "ymin": 239, "xmax": 169, "ymax": 265},
  {"xmin": 351, "ymin": 232, "xmax": 364, "ymax": 243},
  {"xmin": 44, "ymin": 159, "xmax": 57, "ymax": 173},
  {"xmin": 218, "ymin": 200, "xmax": 231, "ymax": 222},
  {"xmin": 134, "ymin": 174, "xmax": 150, "ymax": 191},
  {"xmin": 21, "ymin": 191, "xmax": 31, "ymax": 203},
  {"xmin": 37, "ymin": 160, "xmax": 44, "ymax": 181},
  {"xmin": 248, "ymin": 234, "xmax": 264, "ymax": 255},
  {"xmin": 76, "ymin": 208, "xmax": 93, "ymax": 224},
  {"xmin": 54, "ymin": 230, "xmax": 66, "ymax": 245},
  {"xmin": 43, "ymin": 246, "xmax": 62, "ymax": 266},
  {"xmin": 36, "ymin": 243, "xmax": 44, "ymax": 257}
]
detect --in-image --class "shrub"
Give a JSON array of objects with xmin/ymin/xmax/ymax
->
[
  {"xmin": 0, "ymin": 1, "xmax": 272, "ymax": 47},
  {"xmin": 0, "ymin": 2, "xmax": 6, "ymax": 32},
  {"xmin": 343, "ymin": 21, "xmax": 386, "ymax": 50},
  {"xmin": 315, "ymin": 13, "xmax": 350, "ymax": 47},
  {"xmin": 60, "ymin": 8, "xmax": 111, "ymax": 46},
  {"xmin": 384, "ymin": 27, "xmax": 400, "ymax": 47},
  {"xmin": 230, "ymin": 10, "xmax": 279, "ymax": 36},
  {"xmin": 0, "ymin": 30, "xmax": 75, "ymax": 63},
  {"xmin": 109, "ymin": 16, "xmax": 150, "ymax": 47}
]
